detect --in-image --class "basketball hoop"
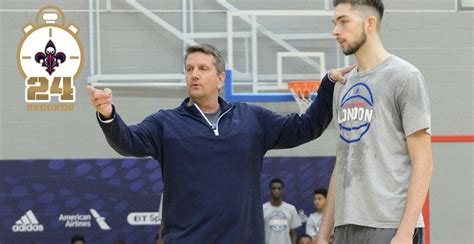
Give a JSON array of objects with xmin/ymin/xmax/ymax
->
[{"xmin": 288, "ymin": 80, "xmax": 321, "ymax": 114}]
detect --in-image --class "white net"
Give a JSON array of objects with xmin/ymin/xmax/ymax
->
[{"xmin": 288, "ymin": 81, "xmax": 320, "ymax": 114}]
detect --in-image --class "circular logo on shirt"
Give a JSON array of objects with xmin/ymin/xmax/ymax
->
[
  {"xmin": 338, "ymin": 82, "xmax": 374, "ymax": 143},
  {"xmin": 268, "ymin": 211, "xmax": 288, "ymax": 232}
]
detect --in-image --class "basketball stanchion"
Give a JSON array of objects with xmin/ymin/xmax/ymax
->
[{"xmin": 288, "ymin": 80, "xmax": 321, "ymax": 114}]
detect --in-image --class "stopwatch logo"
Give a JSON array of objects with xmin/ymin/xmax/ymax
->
[{"xmin": 17, "ymin": 5, "xmax": 84, "ymax": 104}]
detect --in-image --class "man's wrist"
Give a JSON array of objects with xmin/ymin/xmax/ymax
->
[
  {"xmin": 97, "ymin": 105, "xmax": 115, "ymax": 123},
  {"xmin": 396, "ymin": 225, "xmax": 415, "ymax": 237},
  {"xmin": 99, "ymin": 112, "xmax": 113, "ymax": 120}
]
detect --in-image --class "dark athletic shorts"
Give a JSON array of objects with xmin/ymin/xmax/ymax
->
[{"xmin": 334, "ymin": 224, "xmax": 424, "ymax": 244}]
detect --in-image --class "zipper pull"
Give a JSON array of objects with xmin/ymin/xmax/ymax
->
[{"xmin": 211, "ymin": 126, "xmax": 219, "ymax": 136}]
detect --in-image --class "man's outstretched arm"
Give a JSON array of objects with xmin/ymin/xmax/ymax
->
[
  {"xmin": 258, "ymin": 65, "xmax": 355, "ymax": 150},
  {"xmin": 87, "ymin": 86, "xmax": 161, "ymax": 158}
]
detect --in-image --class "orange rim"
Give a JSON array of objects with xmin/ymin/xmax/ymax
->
[{"xmin": 288, "ymin": 80, "xmax": 321, "ymax": 98}]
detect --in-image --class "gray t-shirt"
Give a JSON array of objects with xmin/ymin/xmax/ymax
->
[
  {"xmin": 333, "ymin": 55, "xmax": 431, "ymax": 229},
  {"xmin": 305, "ymin": 212, "xmax": 323, "ymax": 237},
  {"xmin": 263, "ymin": 202, "xmax": 302, "ymax": 244},
  {"xmin": 204, "ymin": 109, "xmax": 220, "ymax": 128}
]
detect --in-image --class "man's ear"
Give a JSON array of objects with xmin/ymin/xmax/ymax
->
[
  {"xmin": 366, "ymin": 15, "xmax": 378, "ymax": 33},
  {"xmin": 217, "ymin": 71, "xmax": 226, "ymax": 90}
]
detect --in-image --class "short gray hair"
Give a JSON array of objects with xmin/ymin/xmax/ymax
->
[{"xmin": 184, "ymin": 44, "xmax": 226, "ymax": 74}]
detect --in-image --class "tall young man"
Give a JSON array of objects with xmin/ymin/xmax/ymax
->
[{"xmin": 317, "ymin": 1, "xmax": 433, "ymax": 244}]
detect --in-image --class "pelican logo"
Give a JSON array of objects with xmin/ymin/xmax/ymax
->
[
  {"xmin": 17, "ymin": 5, "xmax": 83, "ymax": 111},
  {"xmin": 35, "ymin": 40, "xmax": 67, "ymax": 75},
  {"xmin": 338, "ymin": 82, "xmax": 374, "ymax": 143}
]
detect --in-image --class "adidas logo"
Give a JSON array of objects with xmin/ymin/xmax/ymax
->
[{"xmin": 12, "ymin": 210, "xmax": 44, "ymax": 232}]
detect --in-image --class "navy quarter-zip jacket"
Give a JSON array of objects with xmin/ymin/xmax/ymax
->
[{"xmin": 97, "ymin": 75, "xmax": 335, "ymax": 243}]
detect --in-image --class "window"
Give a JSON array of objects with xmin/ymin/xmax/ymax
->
[{"xmin": 459, "ymin": 0, "xmax": 474, "ymax": 10}]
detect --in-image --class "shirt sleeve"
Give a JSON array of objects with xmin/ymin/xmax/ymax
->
[
  {"xmin": 252, "ymin": 74, "xmax": 335, "ymax": 151},
  {"xmin": 96, "ymin": 106, "xmax": 116, "ymax": 123},
  {"xmin": 97, "ymin": 113, "xmax": 115, "ymax": 123},
  {"xmin": 98, "ymin": 105, "xmax": 162, "ymax": 159},
  {"xmin": 290, "ymin": 206, "xmax": 302, "ymax": 229},
  {"xmin": 397, "ymin": 71, "xmax": 431, "ymax": 137},
  {"xmin": 305, "ymin": 215, "xmax": 317, "ymax": 236}
]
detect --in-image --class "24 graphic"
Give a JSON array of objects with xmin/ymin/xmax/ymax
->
[{"xmin": 17, "ymin": 5, "xmax": 83, "ymax": 104}]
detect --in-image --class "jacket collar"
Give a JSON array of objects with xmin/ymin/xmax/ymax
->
[{"xmin": 180, "ymin": 97, "xmax": 233, "ymax": 116}]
